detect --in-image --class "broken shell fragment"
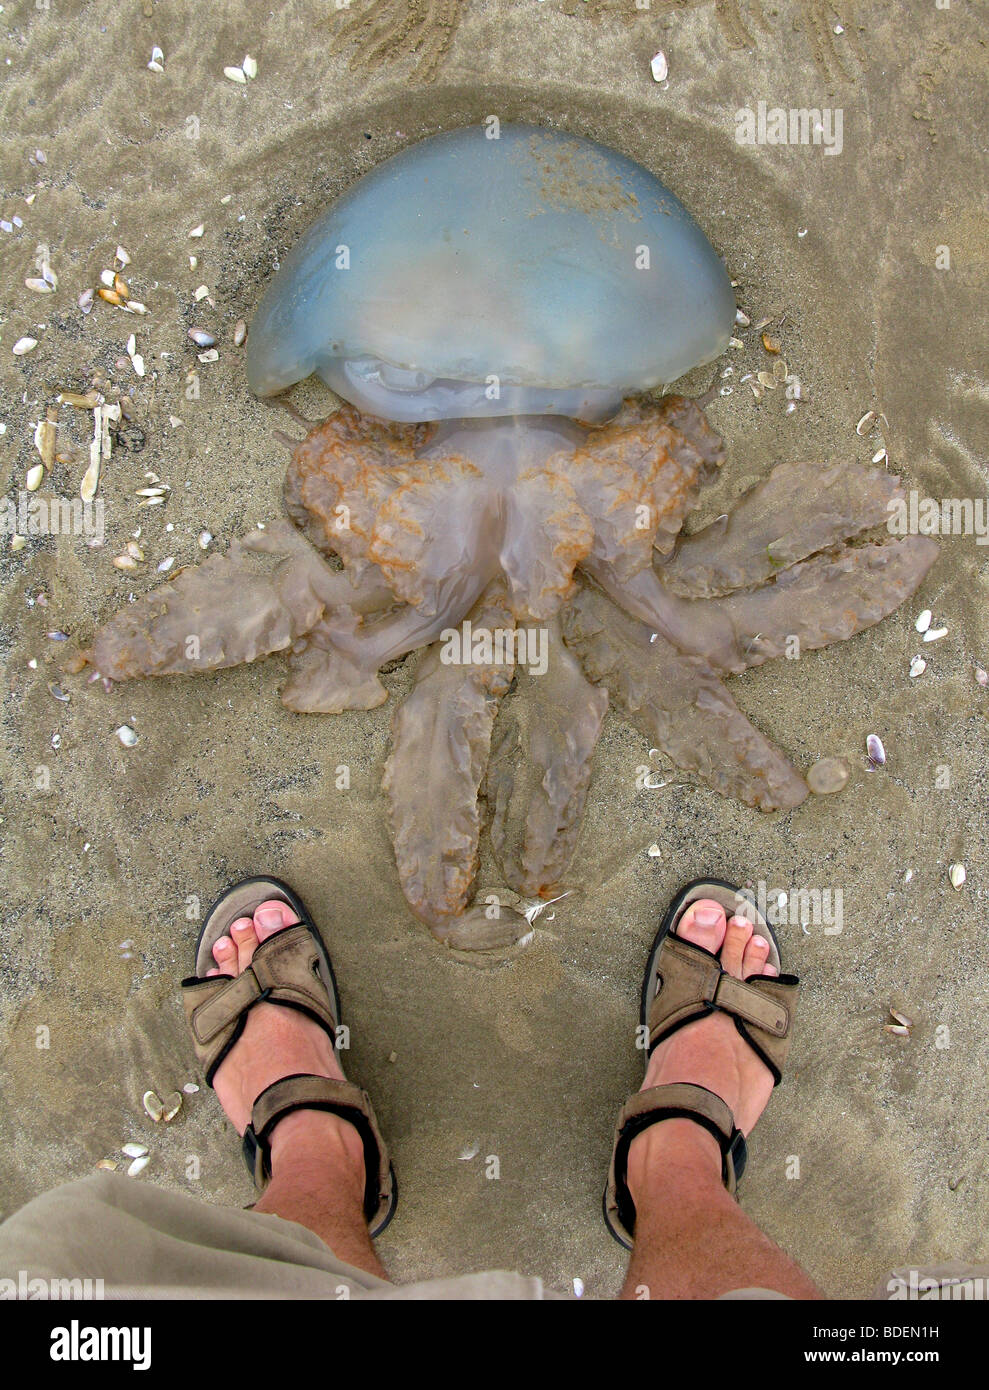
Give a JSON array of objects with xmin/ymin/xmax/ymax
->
[
  {"xmin": 866, "ymin": 734, "xmax": 886, "ymax": 767},
  {"xmin": 116, "ymin": 724, "xmax": 139, "ymax": 746},
  {"xmin": 948, "ymin": 863, "xmax": 966, "ymax": 889},
  {"xmin": 142, "ymin": 1089, "xmax": 164, "ymax": 1122},
  {"xmin": 649, "ymin": 50, "xmax": 668, "ymax": 82},
  {"xmin": 856, "ymin": 410, "xmax": 877, "ymax": 436},
  {"xmin": 806, "ymin": 756, "xmax": 849, "ymax": 795},
  {"xmin": 112, "ymin": 555, "xmax": 139, "ymax": 571},
  {"xmin": 909, "ymin": 655, "xmax": 927, "ymax": 678}
]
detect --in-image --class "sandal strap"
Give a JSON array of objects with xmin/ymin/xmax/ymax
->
[
  {"xmin": 182, "ymin": 924, "xmax": 337, "ymax": 1084},
  {"xmin": 605, "ymin": 1082, "xmax": 747, "ymax": 1249},
  {"xmin": 647, "ymin": 934, "xmax": 799, "ymax": 1084},
  {"xmin": 242, "ymin": 1073, "xmax": 396, "ymax": 1236}
]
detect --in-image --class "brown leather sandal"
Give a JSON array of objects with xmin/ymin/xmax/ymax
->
[
  {"xmin": 604, "ymin": 877, "xmax": 799, "ymax": 1249},
  {"xmin": 181, "ymin": 875, "xmax": 397, "ymax": 1238}
]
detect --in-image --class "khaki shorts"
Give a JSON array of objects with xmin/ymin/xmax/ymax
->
[{"xmin": 0, "ymin": 1174, "xmax": 984, "ymax": 1300}]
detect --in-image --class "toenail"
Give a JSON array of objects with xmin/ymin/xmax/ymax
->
[
  {"xmin": 695, "ymin": 907, "xmax": 722, "ymax": 927},
  {"xmin": 232, "ymin": 921, "xmax": 251, "ymax": 934},
  {"xmin": 752, "ymin": 936, "xmax": 769, "ymax": 950},
  {"xmin": 256, "ymin": 907, "xmax": 283, "ymax": 928}
]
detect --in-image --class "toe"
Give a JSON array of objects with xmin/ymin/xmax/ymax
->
[
  {"xmin": 720, "ymin": 914, "xmax": 753, "ymax": 977},
  {"xmin": 676, "ymin": 898, "xmax": 727, "ymax": 955},
  {"xmin": 762, "ymin": 962, "xmax": 779, "ymax": 978},
  {"xmin": 742, "ymin": 933, "xmax": 772, "ymax": 979},
  {"xmin": 253, "ymin": 898, "xmax": 300, "ymax": 943},
  {"xmin": 231, "ymin": 916, "xmax": 258, "ymax": 971},
  {"xmin": 211, "ymin": 935, "xmax": 237, "ymax": 974}
]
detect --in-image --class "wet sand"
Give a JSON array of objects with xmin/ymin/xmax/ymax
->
[{"xmin": 0, "ymin": 0, "xmax": 986, "ymax": 1297}]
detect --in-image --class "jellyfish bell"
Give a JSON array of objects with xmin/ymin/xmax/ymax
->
[{"xmin": 246, "ymin": 123, "xmax": 735, "ymax": 422}]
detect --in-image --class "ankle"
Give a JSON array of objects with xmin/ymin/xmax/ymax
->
[
  {"xmin": 267, "ymin": 1107, "xmax": 367, "ymax": 1182},
  {"xmin": 625, "ymin": 1116, "xmax": 725, "ymax": 1206}
]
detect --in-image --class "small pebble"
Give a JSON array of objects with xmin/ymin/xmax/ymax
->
[{"xmin": 807, "ymin": 757, "xmax": 849, "ymax": 795}]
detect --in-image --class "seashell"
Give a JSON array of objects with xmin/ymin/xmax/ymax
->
[
  {"xmin": 96, "ymin": 1159, "xmax": 118, "ymax": 1171},
  {"xmin": 646, "ymin": 843, "xmax": 661, "ymax": 857},
  {"xmin": 856, "ymin": 410, "xmax": 877, "ymax": 435},
  {"xmin": 183, "ymin": 1082, "xmax": 200, "ymax": 1094},
  {"xmin": 26, "ymin": 463, "xmax": 44, "ymax": 491},
  {"xmin": 915, "ymin": 609, "xmax": 932, "ymax": 632},
  {"xmin": 11, "ymin": 535, "xmax": 27, "ymax": 552},
  {"xmin": 756, "ymin": 370, "xmax": 777, "ymax": 389},
  {"xmin": 126, "ymin": 301, "xmax": 148, "ymax": 314},
  {"xmin": 889, "ymin": 1007, "xmax": 914, "ymax": 1029},
  {"xmin": 114, "ymin": 274, "xmax": 130, "ymax": 299},
  {"xmin": 198, "ymin": 531, "xmax": 213, "ymax": 549},
  {"xmin": 188, "ymin": 328, "xmax": 216, "ymax": 348},
  {"xmin": 872, "ymin": 448, "xmax": 887, "ymax": 464},
  {"xmin": 116, "ymin": 724, "xmax": 139, "ymax": 747},
  {"xmin": 13, "ymin": 336, "xmax": 38, "ymax": 355},
  {"xmin": 157, "ymin": 557, "xmax": 175, "ymax": 573},
  {"xmin": 112, "ymin": 555, "xmax": 138, "ymax": 571},
  {"xmin": 98, "ymin": 288, "xmax": 125, "ymax": 307},
  {"xmin": 188, "ymin": 224, "xmax": 204, "ymax": 239},
  {"xmin": 78, "ymin": 288, "xmax": 95, "ymax": 314},
  {"xmin": 976, "ymin": 668, "xmax": 988, "ymax": 687},
  {"xmin": 884, "ymin": 1024, "xmax": 910, "ymax": 1037},
  {"xmin": 923, "ymin": 626, "xmax": 947, "ymax": 643},
  {"xmin": 198, "ymin": 349, "xmax": 219, "ymax": 363},
  {"xmin": 162, "ymin": 1092, "xmax": 183, "ymax": 1122},
  {"xmin": 866, "ymin": 733, "xmax": 886, "ymax": 767},
  {"xmin": 127, "ymin": 1155, "xmax": 151, "ymax": 1177},
  {"xmin": 25, "ymin": 276, "xmax": 53, "ymax": 293},
  {"xmin": 909, "ymin": 655, "xmax": 926, "ymax": 678},
  {"xmin": 948, "ymin": 863, "xmax": 966, "ymax": 890},
  {"xmin": 47, "ymin": 682, "xmax": 70, "ymax": 703},
  {"xmin": 735, "ymin": 309, "xmax": 750, "ymax": 327},
  {"xmin": 761, "ymin": 332, "xmax": 781, "ymax": 353},
  {"xmin": 134, "ymin": 487, "xmax": 166, "ymax": 498},
  {"xmin": 116, "ymin": 245, "xmax": 132, "ymax": 266},
  {"xmin": 125, "ymin": 540, "xmax": 144, "ymax": 561},
  {"xmin": 242, "ymin": 54, "xmax": 258, "ymax": 79},
  {"xmin": 143, "ymin": 1090, "xmax": 164, "ymax": 1122},
  {"xmin": 122, "ymin": 1141, "xmax": 148, "ymax": 1159},
  {"xmin": 224, "ymin": 65, "xmax": 247, "ymax": 83},
  {"xmin": 649, "ymin": 50, "xmax": 668, "ymax": 82},
  {"xmin": 772, "ymin": 357, "xmax": 787, "ymax": 381},
  {"xmin": 233, "ymin": 319, "xmax": 247, "ymax": 346}
]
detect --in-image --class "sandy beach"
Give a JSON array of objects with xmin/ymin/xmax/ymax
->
[{"xmin": 0, "ymin": 0, "xmax": 986, "ymax": 1297}]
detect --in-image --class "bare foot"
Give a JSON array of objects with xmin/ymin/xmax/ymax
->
[
  {"xmin": 628, "ymin": 899, "xmax": 779, "ymax": 1188},
  {"xmin": 206, "ymin": 900, "xmax": 363, "ymax": 1177}
]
